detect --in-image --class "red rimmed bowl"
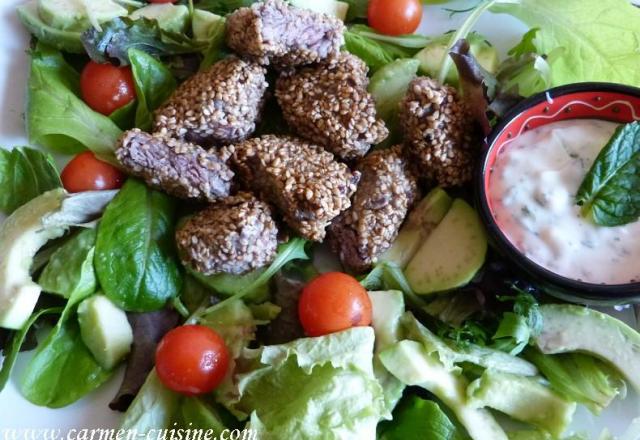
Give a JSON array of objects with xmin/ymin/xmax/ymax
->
[{"xmin": 476, "ymin": 82, "xmax": 640, "ymax": 305}]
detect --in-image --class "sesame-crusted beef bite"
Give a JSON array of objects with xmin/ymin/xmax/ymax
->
[
  {"xmin": 400, "ymin": 77, "xmax": 480, "ymax": 187},
  {"xmin": 176, "ymin": 192, "xmax": 279, "ymax": 275},
  {"xmin": 229, "ymin": 135, "xmax": 360, "ymax": 241},
  {"xmin": 154, "ymin": 57, "xmax": 268, "ymax": 147},
  {"xmin": 275, "ymin": 52, "xmax": 388, "ymax": 161},
  {"xmin": 328, "ymin": 146, "xmax": 419, "ymax": 273},
  {"xmin": 116, "ymin": 129, "xmax": 234, "ymax": 202},
  {"xmin": 225, "ymin": 0, "xmax": 345, "ymax": 68}
]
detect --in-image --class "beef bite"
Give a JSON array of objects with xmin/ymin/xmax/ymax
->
[
  {"xmin": 116, "ymin": 129, "xmax": 234, "ymax": 202},
  {"xmin": 226, "ymin": 0, "xmax": 344, "ymax": 68},
  {"xmin": 154, "ymin": 57, "xmax": 268, "ymax": 147},
  {"xmin": 229, "ymin": 135, "xmax": 360, "ymax": 241},
  {"xmin": 328, "ymin": 146, "xmax": 419, "ymax": 273},
  {"xmin": 276, "ymin": 52, "xmax": 388, "ymax": 161},
  {"xmin": 176, "ymin": 192, "xmax": 278, "ymax": 276}
]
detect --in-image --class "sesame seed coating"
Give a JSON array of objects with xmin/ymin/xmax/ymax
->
[
  {"xmin": 153, "ymin": 57, "xmax": 268, "ymax": 147},
  {"xmin": 116, "ymin": 129, "xmax": 234, "ymax": 202},
  {"xmin": 275, "ymin": 52, "xmax": 389, "ymax": 161},
  {"xmin": 400, "ymin": 77, "xmax": 480, "ymax": 187},
  {"xmin": 328, "ymin": 145, "xmax": 420, "ymax": 273},
  {"xmin": 225, "ymin": 0, "xmax": 345, "ymax": 68},
  {"xmin": 176, "ymin": 192, "xmax": 278, "ymax": 275},
  {"xmin": 229, "ymin": 135, "xmax": 360, "ymax": 241}
]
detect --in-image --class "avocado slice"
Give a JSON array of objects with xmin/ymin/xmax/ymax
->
[
  {"xmin": 468, "ymin": 370, "xmax": 576, "ymax": 438},
  {"xmin": 381, "ymin": 187, "xmax": 453, "ymax": 268},
  {"xmin": 130, "ymin": 4, "xmax": 190, "ymax": 34},
  {"xmin": 37, "ymin": 0, "xmax": 127, "ymax": 32},
  {"xmin": 192, "ymin": 9, "xmax": 225, "ymax": 41},
  {"xmin": 16, "ymin": 2, "xmax": 84, "ymax": 53},
  {"xmin": 405, "ymin": 199, "xmax": 487, "ymax": 295},
  {"xmin": 0, "ymin": 189, "xmax": 66, "ymax": 329},
  {"xmin": 288, "ymin": 0, "xmax": 349, "ymax": 20},
  {"xmin": 380, "ymin": 340, "xmax": 508, "ymax": 440},
  {"xmin": 77, "ymin": 294, "xmax": 133, "ymax": 370},
  {"xmin": 534, "ymin": 304, "xmax": 640, "ymax": 393}
]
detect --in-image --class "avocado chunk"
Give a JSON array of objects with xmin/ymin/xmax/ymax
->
[
  {"xmin": 37, "ymin": 0, "xmax": 127, "ymax": 32},
  {"xmin": 381, "ymin": 187, "xmax": 453, "ymax": 268},
  {"xmin": 16, "ymin": 2, "xmax": 84, "ymax": 53},
  {"xmin": 288, "ymin": 0, "xmax": 349, "ymax": 20},
  {"xmin": 468, "ymin": 370, "xmax": 576, "ymax": 438},
  {"xmin": 192, "ymin": 9, "xmax": 225, "ymax": 41},
  {"xmin": 77, "ymin": 294, "xmax": 133, "ymax": 370},
  {"xmin": 130, "ymin": 4, "xmax": 190, "ymax": 34},
  {"xmin": 534, "ymin": 304, "xmax": 640, "ymax": 393},
  {"xmin": 380, "ymin": 340, "xmax": 508, "ymax": 440},
  {"xmin": 0, "ymin": 189, "xmax": 66, "ymax": 330},
  {"xmin": 414, "ymin": 32, "xmax": 499, "ymax": 86},
  {"xmin": 405, "ymin": 199, "xmax": 487, "ymax": 295}
]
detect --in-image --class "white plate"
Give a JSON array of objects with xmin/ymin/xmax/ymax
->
[{"xmin": 0, "ymin": 0, "xmax": 638, "ymax": 435}]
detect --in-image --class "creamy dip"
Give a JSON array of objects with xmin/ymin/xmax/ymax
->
[{"xmin": 490, "ymin": 119, "xmax": 640, "ymax": 285}]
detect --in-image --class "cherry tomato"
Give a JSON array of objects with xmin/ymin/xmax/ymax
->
[
  {"xmin": 80, "ymin": 61, "xmax": 136, "ymax": 116},
  {"xmin": 61, "ymin": 151, "xmax": 126, "ymax": 193},
  {"xmin": 298, "ymin": 272, "xmax": 372, "ymax": 337},
  {"xmin": 368, "ymin": 0, "xmax": 423, "ymax": 36},
  {"xmin": 156, "ymin": 325, "xmax": 230, "ymax": 396}
]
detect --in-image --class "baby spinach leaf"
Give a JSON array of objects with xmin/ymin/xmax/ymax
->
[
  {"xmin": 39, "ymin": 228, "xmax": 97, "ymax": 299},
  {"xmin": 576, "ymin": 122, "xmax": 640, "ymax": 226},
  {"xmin": 95, "ymin": 179, "xmax": 182, "ymax": 312},
  {"xmin": 0, "ymin": 147, "xmax": 61, "ymax": 215},
  {"xmin": 128, "ymin": 49, "xmax": 177, "ymax": 131},
  {"xmin": 27, "ymin": 44, "xmax": 122, "ymax": 164}
]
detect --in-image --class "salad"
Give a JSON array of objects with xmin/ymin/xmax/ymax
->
[{"xmin": 1, "ymin": 0, "xmax": 640, "ymax": 438}]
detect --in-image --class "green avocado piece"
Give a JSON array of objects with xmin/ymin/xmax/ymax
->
[
  {"xmin": 288, "ymin": 0, "xmax": 349, "ymax": 20},
  {"xmin": 0, "ymin": 189, "xmax": 66, "ymax": 329},
  {"xmin": 77, "ymin": 294, "xmax": 133, "ymax": 370},
  {"xmin": 16, "ymin": 2, "xmax": 84, "ymax": 53},
  {"xmin": 37, "ymin": 0, "xmax": 127, "ymax": 32},
  {"xmin": 405, "ymin": 198, "xmax": 487, "ymax": 295},
  {"xmin": 381, "ymin": 187, "xmax": 453, "ymax": 269},
  {"xmin": 192, "ymin": 9, "xmax": 225, "ymax": 41},
  {"xmin": 130, "ymin": 4, "xmax": 190, "ymax": 34},
  {"xmin": 534, "ymin": 304, "xmax": 640, "ymax": 393},
  {"xmin": 468, "ymin": 370, "xmax": 576, "ymax": 438}
]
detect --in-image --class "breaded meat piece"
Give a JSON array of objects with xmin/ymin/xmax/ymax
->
[
  {"xmin": 226, "ymin": 0, "xmax": 344, "ymax": 67},
  {"xmin": 400, "ymin": 77, "xmax": 479, "ymax": 187},
  {"xmin": 328, "ymin": 146, "xmax": 419, "ymax": 273},
  {"xmin": 229, "ymin": 135, "xmax": 360, "ymax": 241},
  {"xmin": 154, "ymin": 57, "xmax": 268, "ymax": 147},
  {"xmin": 176, "ymin": 192, "xmax": 278, "ymax": 275},
  {"xmin": 276, "ymin": 52, "xmax": 388, "ymax": 160},
  {"xmin": 116, "ymin": 129, "xmax": 234, "ymax": 202}
]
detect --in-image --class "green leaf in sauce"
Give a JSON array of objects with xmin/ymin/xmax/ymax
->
[{"xmin": 576, "ymin": 121, "xmax": 640, "ymax": 226}]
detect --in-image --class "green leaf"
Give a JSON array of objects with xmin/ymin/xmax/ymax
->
[
  {"xmin": 379, "ymin": 395, "xmax": 468, "ymax": 440},
  {"xmin": 95, "ymin": 179, "xmax": 183, "ymax": 312},
  {"xmin": 341, "ymin": 0, "xmax": 368, "ymax": 20},
  {"xmin": 508, "ymin": 28, "xmax": 540, "ymax": 59},
  {"xmin": 39, "ymin": 228, "xmax": 97, "ymax": 299},
  {"xmin": 128, "ymin": 49, "xmax": 177, "ymax": 131},
  {"xmin": 344, "ymin": 29, "xmax": 416, "ymax": 73},
  {"xmin": 20, "ymin": 318, "xmax": 112, "ymax": 408},
  {"xmin": 199, "ymin": 18, "xmax": 227, "ymax": 71},
  {"xmin": 27, "ymin": 44, "xmax": 122, "ymax": 163},
  {"xmin": 348, "ymin": 25, "xmax": 430, "ymax": 49},
  {"xmin": 194, "ymin": 0, "xmax": 256, "ymax": 15},
  {"xmin": 0, "ymin": 147, "xmax": 61, "ymax": 215},
  {"xmin": 576, "ymin": 122, "xmax": 640, "ymax": 226},
  {"xmin": 175, "ymin": 397, "xmax": 228, "ymax": 433},
  {"xmin": 492, "ymin": 312, "xmax": 530, "ymax": 355},
  {"xmin": 109, "ymin": 100, "xmax": 137, "ymax": 130},
  {"xmin": 492, "ymin": 0, "xmax": 640, "ymax": 87}
]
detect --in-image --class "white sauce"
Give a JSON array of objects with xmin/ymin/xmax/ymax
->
[{"xmin": 490, "ymin": 119, "xmax": 640, "ymax": 285}]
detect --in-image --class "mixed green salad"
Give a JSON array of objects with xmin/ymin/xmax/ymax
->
[{"xmin": 1, "ymin": 0, "xmax": 640, "ymax": 439}]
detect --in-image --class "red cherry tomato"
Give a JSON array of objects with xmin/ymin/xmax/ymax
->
[
  {"xmin": 156, "ymin": 325, "xmax": 230, "ymax": 396},
  {"xmin": 60, "ymin": 151, "xmax": 126, "ymax": 193},
  {"xmin": 368, "ymin": 0, "xmax": 423, "ymax": 36},
  {"xmin": 298, "ymin": 272, "xmax": 372, "ymax": 337},
  {"xmin": 80, "ymin": 61, "xmax": 136, "ymax": 116}
]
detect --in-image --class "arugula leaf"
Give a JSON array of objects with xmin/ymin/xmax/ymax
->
[
  {"xmin": 82, "ymin": 17, "xmax": 205, "ymax": 66},
  {"xmin": 128, "ymin": 49, "xmax": 177, "ymax": 131},
  {"xmin": 576, "ymin": 122, "xmax": 640, "ymax": 226},
  {"xmin": 492, "ymin": 0, "xmax": 640, "ymax": 87},
  {"xmin": 95, "ymin": 179, "xmax": 183, "ymax": 312},
  {"xmin": 0, "ymin": 147, "xmax": 61, "ymax": 215},
  {"xmin": 27, "ymin": 44, "xmax": 122, "ymax": 163}
]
